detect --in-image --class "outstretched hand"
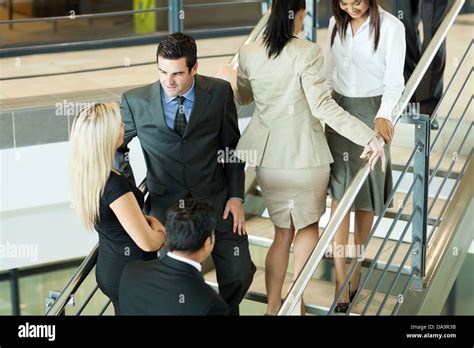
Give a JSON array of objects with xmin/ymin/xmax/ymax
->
[
  {"xmin": 361, "ymin": 136, "xmax": 387, "ymax": 172},
  {"xmin": 216, "ymin": 64, "xmax": 236, "ymax": 83}
]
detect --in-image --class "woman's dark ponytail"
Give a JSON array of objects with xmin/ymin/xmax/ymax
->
[{"xmin": 263, "ymin": 0, "xmax": 306, "ymax": 59}]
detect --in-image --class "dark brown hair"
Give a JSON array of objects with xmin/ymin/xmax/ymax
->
[
  {"xmin": 330, "ymin": 0, "xmax": 381, "ymax": 51},
  {"xmin": 157, "ymin": 32, "xmax": 197, "ymax": 72},
  {"xmin": 263, "ymin": 0, "xmax": 306, "ymax": 59}
]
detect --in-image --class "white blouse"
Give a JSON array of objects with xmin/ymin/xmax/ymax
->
[{"xmin": 325, "ymin": 7, "xmax": 406, "ymax": 122}]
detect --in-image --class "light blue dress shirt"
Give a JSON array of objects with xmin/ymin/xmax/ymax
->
[
  {"xmin": 159, "ymin": 78, "xmax": 243, "ymax": 203},
  {"xmin": 161, "ymin": 78, "xmax": 195, "ymax": 130}
]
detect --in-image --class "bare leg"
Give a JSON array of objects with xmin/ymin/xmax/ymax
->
[
  {"xmin": 293, "ymin": 221, "xmax": 319, "ymax": 315},
  {"xmin": 349, "ymin": 210, "xmax": 375, "ymax": 290},
  {"xmin": 331, "ymin": 199, "xmax": 351, "ymax": 304},
  {"xmin": 265, "ymin": 223, "xmax": 295, "ymax": 315}
]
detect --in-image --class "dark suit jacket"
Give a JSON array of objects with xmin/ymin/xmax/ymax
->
[
  {"xmin": 115, "ymin": 75, "xmax": 245, "ymax": 231},
  {"xmin": 118, "ymin": 255, "xmax": 229, "ymax": 315}
]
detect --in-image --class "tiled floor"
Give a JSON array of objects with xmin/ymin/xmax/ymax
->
[
  {"xmin": 1, "ymin": 14, "xmax": 472, "ymax": 101},
  {"xmin": 0, "ymin": 35, "xmax": 246, "ymax": 100}
]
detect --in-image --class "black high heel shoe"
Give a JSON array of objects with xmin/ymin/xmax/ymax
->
[
  {"xmin": 349, "ymin": 275, "xmax": 361, "ymax": 303},
  {"xmin": 334, "ymin": 303, "xmax": 350, "ymax": 313},
  {"xmin": 334, "ymin": 287, "xmax": 351, "ymax": 313}
]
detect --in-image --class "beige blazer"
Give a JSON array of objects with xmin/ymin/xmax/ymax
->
[{"xmin": 234, "ymin": 37, "xmax": 374, "ymax": 169}]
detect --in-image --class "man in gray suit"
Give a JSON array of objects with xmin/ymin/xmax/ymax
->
[{"xmin": 115, "ymin": 32, "xmax": 255, "ymax": 315}]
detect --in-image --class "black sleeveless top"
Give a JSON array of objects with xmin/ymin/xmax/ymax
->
[{"xmin": 94, "ymin": 172, "xmax": 157, "ymax": 310}]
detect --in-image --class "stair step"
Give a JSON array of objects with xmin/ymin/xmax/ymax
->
[
  {"xmin": 204, "ymin": 268, "xmax": 398, "ymax": 315},
  {"xmin": 391, "ymin": 145, "xmax": 467, "ymax": 179},
  {"xmin": 385, "ymin": 192, "xmax": 444, "ymax": 224},
  {"xmin": 245, "ymin": 216, "xmax": 412, "ymax": 275}
]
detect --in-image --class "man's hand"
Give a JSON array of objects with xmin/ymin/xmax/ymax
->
[
  {"xmin": 374, "ymin": 118, "xmax": 394, "ymax": 144},
  {"xmin": 223, "ymin": 198, "xmax": 246, "ymax": 235}
]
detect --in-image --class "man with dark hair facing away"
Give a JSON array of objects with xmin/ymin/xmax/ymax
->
[{"xmin": 119, "ymin": 199, "xmax": 229, "ymax": 315}]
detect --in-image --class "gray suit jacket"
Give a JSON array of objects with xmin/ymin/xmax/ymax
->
[
  {"xmin": 235, "ymin": 37, "xmax": 374, "ymax": 169},
  {"xmin": 115, "ymin": 74, "xmax": 244, "ymax": 231}
]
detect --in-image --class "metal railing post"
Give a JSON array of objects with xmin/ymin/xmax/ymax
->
[
  {"xmin": 401, "ymin": 113, "xmax": 431, "ymax": 291},
  {"xmin": 312, "ymin": 0, "xmax": 318, "ymax": 43},
  {"xmin": 9, "ymin": 268, "xmax": 20, "ymax": 315},
  {"xmin": 168, "ymin": 0, "xmax": 183, "ymax": 33},
  {"xmin": 261, "ymin": 0, "xmax": 270, "ymax": 15},
  {"xmin": 8, "ymin": 0, "xmax": 13, "ymax": 29}
]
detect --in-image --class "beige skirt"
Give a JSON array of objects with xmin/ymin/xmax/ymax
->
[{"xmin": 256, "ymin": 165, "xmax": 330, "ymax": 230}]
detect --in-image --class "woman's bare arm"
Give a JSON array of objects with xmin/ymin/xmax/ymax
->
[{"xmin": 110, "ymin": 192, "xmax": 165, "ymax": 252}]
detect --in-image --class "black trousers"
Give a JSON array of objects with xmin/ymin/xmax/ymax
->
[
  {"xmin": 211, "ymin": 228, "xmax": 256, "ymax": 315},
  {"xmin": 395, "ymin": 0, "xmax": 449, "ymax": 115}
]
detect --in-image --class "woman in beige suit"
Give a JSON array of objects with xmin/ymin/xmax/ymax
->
[{"xmin": 219, "ymin": 0, "xmax": 385, "ymax": 315}]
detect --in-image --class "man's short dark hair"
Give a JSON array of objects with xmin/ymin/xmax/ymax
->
[
  {"xmin": 156, "ymin": 32, "xmax": 197, "ymax": 72},
  {"xmin": 165, "ymin": 199, "xmax": 216, "ymax": 253}
]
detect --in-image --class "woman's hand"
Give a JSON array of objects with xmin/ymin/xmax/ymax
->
[
  {"xmin": 145, "ymin": 215, "xmax": 166, "ymax": 234},
  {"xmin": 361, "ymin": 136, "xmax": 387, "ymax": 172},
  {"xmin": 374, "ymin": 118, "xmax": 394, "ymax": 144},
  {"xmin": 216, "ymin": 64, "xmax": 236, "ymax": 83},
  {"xmin": 145, "ymin": 215, "xmax": 166, "ymax": 248}
]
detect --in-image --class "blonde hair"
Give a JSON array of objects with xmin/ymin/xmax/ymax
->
[{"xmin": 69, "ymin": 102, "xmax": 122, "ymax": 230}]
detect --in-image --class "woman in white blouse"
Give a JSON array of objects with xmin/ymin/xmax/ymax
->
[{"xmin": 325, "ymin": 0, "xmax": 406, "ymax": 313}]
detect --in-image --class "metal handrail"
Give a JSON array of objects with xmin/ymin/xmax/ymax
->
[
  {"xmin": 45, "ymin": 244, "xmax": 98, "ymax": 315},
  {"xmin": 48, "ymin": 0, "xmax": 469, "ymax": 315},
  {"xmin": 46, "ymin": 179, "xmax": 148, "ymax": 316},
  {"xmin": 423, "ymin": 150, "xmax": 473, "ymax": 287},
  {"xmin": 0, "ymin": 0, "xmax": 266, "ymax": 25},
  {"xmin": 430, "ymin": 41, "xmax": 473, "ymax": 148},
  {"xmin": 391, "ymin": 268, "xmax": 416, "ymax": 315},
  {"xmin": 76, "ymin": 285, "xmax": 99, "ymax": 316},
  {"xmin": 183, "ymin": 0, "xmax": 266, "ymax": 10},
  {"xmin": 427, "ymin": 105, "xmax": 473, "ymax": 216},
  {"xmin": 0, "ymin": 7, "xmax": 169, "ymax": 25},
  {"xmin": 394, "ymin": 0, "xmax": 466, "ymax": 128},
  {"xmin": 342, "ymin": 176, "xmax": 420, "ymax": 315},
  {"xmin": 328, "ymin": 161, "xmax": 420, "ymax": 315},
  {"xmin": 354, "ymin": 43, "xmax": 473, "ymax": 314},
  {"xmin": 378, "ymin": 244, "xmax": 416, "ymax": 315},
  {"xmin": 428, "ymin": 147, "xmax": 473, "ymax": 244},
  {"xmin": 46, "ymin": 13, "xmax": 269, "ymax": 316},
  {"xmin": 278, "ymin": 0, "xmax": 466, "ymax": 315},
  {"xmin": 1, "ymin": 1, "xmax": 268, "ymax": 58},
  {"xmin": 428, "ymin": 68, "xmax": 473, "ymax": 182},
  {"xmin": 366, "ymin": 213, "xmax": 415, "ymax": 315},
  {"xmin": 427, "ymin": 121, "xmax": 473, "ymax": 243}
]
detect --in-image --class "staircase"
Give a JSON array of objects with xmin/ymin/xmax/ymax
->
[{"xmin": 45, "ymin": 0, "xmax": 473, "ymax": 316}]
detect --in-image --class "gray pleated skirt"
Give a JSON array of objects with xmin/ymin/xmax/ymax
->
[{"xmin": 325, "ymin": 91, "xmax": 393, "ymax": 216}]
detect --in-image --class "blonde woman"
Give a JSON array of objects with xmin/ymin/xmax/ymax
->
[{"xmin": 70, "ymin": 102, "xmax": 166, "ymax": 314}]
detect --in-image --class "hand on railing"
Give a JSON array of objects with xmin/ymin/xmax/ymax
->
[
  {"xmin": 375, "ymin": 118, "xmax": 394, "ymax": 144},
  {"xmin": 361, "ymin": 136, "xmax": 387, "ymax": 172}
]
